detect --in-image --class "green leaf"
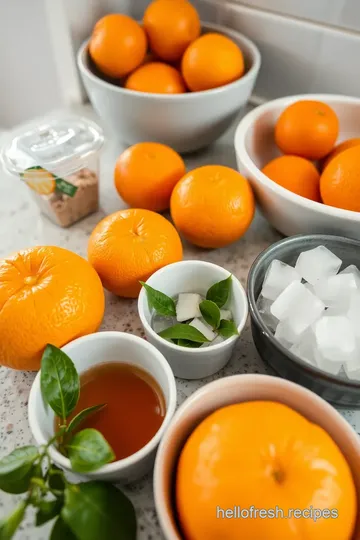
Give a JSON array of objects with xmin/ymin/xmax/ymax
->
[
  {"xmin": 62, "ymin": 482, "xmax": 136, "ymax": 540},
  {"xmin": 206, "ymin": 275, "xmax": 232, "ymax": 308},
  {"xmin": 177, "ymin": 339, "xmax": 203, "ymax": 348},
  {"xmin": 36, "ymin": 499, "xmax": 63, "ymax": 527},
  {"xmin": 0, "ymin": 446, "xmax": 38, "ymax": 494},
  {"xmin": 140, "ymin": 282, "xmax": 176, "ymax": 316},
  {"xmin": 67, "ymin": 404, "xmax": 106, "ymax": 434},
  {"xmin": 66, "ymin": 429, "xmax": 115, "ymax": 473},
  {"xmin": 199, "ymin": 300, "xmax": 221, "ymax": 329},
  {"xmin": 218, "ymin": 319, "xmax": 239, "ymax": 338},
  {"xmin": 40, "ymin": 344, "xmax": 80, "ymax": 420},
  {"xmin": 158, "ymin": 324, "xmax": 209, "ymax": 343},
  {"xmin": 50, "ymin": 516, "xmax": 77, "ymax": 540},
  {"xmin": 48, "ymin": 466, "xmax": 66, "ymax": 492},
  {"xmin": 0, "ymin": 501, "xmax": 27, "ymax": 540}
]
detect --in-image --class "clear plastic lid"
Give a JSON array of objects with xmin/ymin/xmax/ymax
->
[{"xmin": 1, "ymin": 115, "xmax": 104, "ymax": 178}]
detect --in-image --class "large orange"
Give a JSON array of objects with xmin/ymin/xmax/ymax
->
[
  {"xmin": 114, "ymin": 143, "xmax": 186, "ymax": 211},
  {"xmin": 275, "ymin": 100, "xmax": 339, "ymax": 160},
  {"xmin": 176, "ymin": 401, "xmax": 357, "ymax": 540},
  {"xmin": 320, "ymin": 146, "xmax": 360, "ymax": 212},
  {"xmin": 181, "ymin": 33, "xmax": 244, "ymax": 92},
  {"xmin": 0, "ymin": 246, "xmax": 105, "ymax": 371},
  {"xmin": 143, "ymin": 0, "xmax": 200, "ymax": 62},
  {"xmin": 125, "ymin": 62, "xmax": 186, "ymax": 94},
  {"xmin": 88, "ymin": 209, "xmax": 183, "ymax": 297},
  {"xmin": 170, "ymin": 165, "xmax": 254, "ymax": 248},
  {"xmin": 89, "ymin": 14, "xmax": 147, "ymax": 78},
  {"xmin": 322, "ymin": 137, "xmax": 360, "ymax": 170},
  {"xmin": 262, "ymin": 155, "xmax": 321, "ymax": 202}
]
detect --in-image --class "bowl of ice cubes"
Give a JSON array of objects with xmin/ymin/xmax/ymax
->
[{"xmin": 247, "ymin": 233, "xmax": 360, "ymax": 408}]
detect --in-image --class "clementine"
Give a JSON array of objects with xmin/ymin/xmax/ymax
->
[
  {"xmin": 275, "ymin": 100, "xmax": 339, "ymax": 160},
  {"xmin": 176, "ymin": 401, "xmax": 357, "ymax": 540},
  {"xmin": 114, "ymin": 142, "xmax": 186, "ymax": 211},
  {"xmin": 262, "ymin": 155, "xmax": 321, "ymax": 202},
  {"xmin": 143, "ymin": 0, "xmax": 200, "ymax": 62},
  {"xmin": 320, "ymin": 145, "xmax": 360, "ymax": 212},
  {"xmin": 89, "ymin": 14, "xmax": 147, "ymax": 78},
  {"xmin": 0, "ymin": 246, "xmax": 105, "ymax": 371},
  {"xmin": 88, "ymin": 209, "xmax": 183, "ymax": 297},
  {"xmin": 181, "ymin": 33, "xmax": 244, "ymax": 92},
  {"xmin": 125, "ymin": 62, "xmax": 186, "ymax": 94},
  {"xmin": 170, "ymin": 165, "xmax": 254, "ymax": 248},
  {"xmin": 323, "ymin": 137, "xmax": 360, "ymax": 170}
]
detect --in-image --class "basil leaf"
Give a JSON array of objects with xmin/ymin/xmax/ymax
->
[
  {"xmin": 158, "ymin": 324, "xmax": 209, "ymax": 343},
  {"xmin": 67, "ymin": 404, "xmax": 106, "ymax": 434},
  {"xmin": 206, "ymin": 275, "xmax": 232, "ymax": 308},
  {"xmin": 50, "ymin": 516, "xmax": 77, "ymax": 540},
  {"xmin": 36, "ymin": 499, "xmax": 63, "ymax": 527},
  {"xmin": 66, "ymin": 429, "xmax": 115, "ymax": 473},
  {"xmin": 0, "ymin": 501, "xmax": 27, "ymax": 540},
  {"xmin": 40, "ymin": 344, "xmax": 80, "ymax": 420},
  {"xmin": 0, "ymin": 446, "xmax": 38, "ymax": 494},
  {"xmin": 218, "ymin": 319, "xmax": 239, "ymax": 338},
  {"xmin": 177, "ymin": 339, "xmax": 203, "ymax": 348},
  {"xmin": 140, "ymin": 282, "xmax": 176, "ymax": 316},
  {"xmin": 199, "ymin": 300, "xmax": 221, "ymax": 329},
  {"xmin": 48, "ymin": 466, "xmax": 66, "ymax": 492},
  {"xmin": 62, "ymin": 482, "xmax": 136, "ymax": 540}
]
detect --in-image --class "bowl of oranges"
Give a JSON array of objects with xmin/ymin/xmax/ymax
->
[
  {"xmin": 234, "ymin": 94, "xmax": 360, "ymax": 239},
  {"xmin": 77, "ymin": 0, "xmax": 261, "ymax": 153}
]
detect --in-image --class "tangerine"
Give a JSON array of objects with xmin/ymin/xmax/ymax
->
[
  {"xmin": 323, "ymin": 137, "xmax": 360, "ymax": 170},
  {"xmin": 320, "ymin": 145, "xmax": 360, "ymax": 212},
  {"xmin": 125, "ymin": 62, "xmax": 186, "ymax": 94}
]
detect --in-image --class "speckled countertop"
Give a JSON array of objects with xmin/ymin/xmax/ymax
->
[{"xmin": 1, "ymin": 104, "xmax": 359, "ymax": 539}]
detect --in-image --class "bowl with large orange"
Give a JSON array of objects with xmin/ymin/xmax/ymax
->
[
  {"xmin": 154, "ymin": 374, "xmax": 360, "ymax": 539},
  {"xmin": 77, "ymin": 21, "xmax": 261, "ymax": 153},
  {"xmin": 234, "ymin": 94, "xmax": 360, "ymax": 239}
]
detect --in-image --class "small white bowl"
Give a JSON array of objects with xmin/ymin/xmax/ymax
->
[
  {"xmin": 234, "ymin": 94, "xmax": 360, "ymax": 238},
  {"xmin": 28, "ymin": 331, "xmax": 177, "ymax": 484},
  {"xmin": 77, "ymin": 22, "xmax": 261, "ymax": 153},
  {"xmin": 138, "ymin": 260, "xmax": 248, "ymax": 379},
  {"xmin": 154, "ymin": 374, "xmax": 360, "ymax": 539}
]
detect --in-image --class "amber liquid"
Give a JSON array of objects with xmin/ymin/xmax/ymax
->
[{"xmin": 65, "ymin": 362, "xmax": 166, "ymax": 461}]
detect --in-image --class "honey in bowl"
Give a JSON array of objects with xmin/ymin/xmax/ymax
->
[{"xmin": 62, "ymin": 362, "xmax": 166, "ymax": 461}]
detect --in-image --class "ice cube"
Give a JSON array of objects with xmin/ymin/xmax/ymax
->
[
  {"xmin": 314, "ymin": 316, "xmax": 357, "ymax": 374},
  {"xmin": 313, "ymin": 273, "xmax": 357, "ymax": 308},
  {"xmin": 340, "ymin": 265, "xmax": 360, "ymax": 289},
  {"xmin": 347, "ymin": 291, "xmax": 360, "ymax": 338},
  {"xmin": 176, "ymin": 293, "xmax": 201, "ymax": 322},
  {"xmin": 289, "ymin": 328, "xmax": 317, "ymax": 366},
  {"xmin": 344, "ymin": 363, "xmax": 360, "ymax": 380},
  {"xmin": 201, "ymin": 335, "xmax": 224, "ymax": 348},
  {"xmin": 303, "ymin": 282, "xmax": 316, "ymax": 295},
  {"xmin": 261, "ymin": 260, "xmax": 301, "ymax": 301},
  {"xmin": 275, "ymin": 321, "xmax": 300, "ymax": 349},
  {"xmin": 256, "ymin": 294, "xmax": 278, "ymax": 332},
  {"xmin": 220, "ymin": 309, "xmax": 232, "ymax": 321},
  {"xmin": 189, "ymin": 318, "xmax": 216, "ymax": 341},
  {"xmin": 295, "ymin": 246, "xmax": 341, "ymax": 285},
  {"xmin": 152, "ymin": 314, "xmax": 177, "ymax": 333}
]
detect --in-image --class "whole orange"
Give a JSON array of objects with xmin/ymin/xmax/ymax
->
[
  {"xmin": 275, "ymin": 100, "xmax": 339, "ymax": 160},
  {"xmin": 181, "ymin": 33, "xmax": 245, "ymax": 92},
  {"xmin": 320, "ymin": 146, "xmax": 360, "ymax": 212},
  {"xmin": 262, "ymin": 155, "xmax": 321, "ymax": 202},
  {"xmin": 176, "ymin": 401, "xmax": 357, "ymax": 540},
  {"xmin": 323, "ymin": 137, "xmax": 360, "ymax": 170},
  {"xmin": 88, "ymin": 209, "xmax": 183, "ymax": 297},
  {"xmin": 143, "ymin": 0, "xmax": 200, "ymax": 62},
  {"xmin": 114, "ymin": 143, "xmax": 186, "ymax": 212},
  {"xmin": 89, "ymin": 14, "xmax": 147, "ymax": 78},
  {"xmin": 0, "ymin": 246, "xmax": 105, "ymax": 371},
  {"xmin": 125, "ymin": 62, "xmax": 186, "ymax": 94},
  {"xmin": 170, "ymin": 165, "xmax": 254, "ymax": 248}
]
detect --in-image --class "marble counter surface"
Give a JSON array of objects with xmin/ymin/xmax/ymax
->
[{"xmin": 0, "ymin": 104, "xmax": 359, "ymax": 539}]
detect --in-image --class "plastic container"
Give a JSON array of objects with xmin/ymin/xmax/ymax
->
[{"xmin": 1, "ymin": 116, "xmax": 104, "ymax": 227}]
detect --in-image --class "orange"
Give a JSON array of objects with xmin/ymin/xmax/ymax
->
[
  {"xmin": 143, "ymin": 0, "xmax": 200, "ymax": 62},
  {"xmin": 323, "ymin": 137, "xmax": 360, "ymax": 170},
  {"xmin": 114, "ymin": 142, "xmax": 186, "ymax": 212},
  {"xmin": 22, "ymin": 168, "xmax": 56, "ymax": 195},
  {"xmin": 89, "ymin": 14, "xmax": 147, "ymax": 78},
  {"xmin": 262, "ymin": 155, "xmax": 321, "ymax": 202},
  {"xmin": 125, "ymin": 62, "xmax": 186, "ymax": 94},
  {"xmin": 170, "ymin": 165, "xmax": 254, "ymax": 248},
  {"xmin": 176, "ymin": 401, "xmax": 357, "ymax": 540},
  {"xmin": 181, "ymin": 33, "xmax": 245, "ymax": 92},
  {"xmin": 88, "ymin": 209, "xmax": 183, "ymax": 298},
  {"xmin": 0, "ymin": 246, "xmax": 105, "ymax": 371},
  {"xmin": 320, "ymin": 145, "xmax": 360, "ymax": 212},
  {"xmin": 275, "ymin": 100, "xmax": 339, "ymax": 160}
]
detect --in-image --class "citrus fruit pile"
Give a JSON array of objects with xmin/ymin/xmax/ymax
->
[
  {"xmin": 261, "ymin": 100, "xmax": 360, "ymax": 212},
  {"xmin": 89, "ymin": 0, "xmax": 245, "ymax": 94}
]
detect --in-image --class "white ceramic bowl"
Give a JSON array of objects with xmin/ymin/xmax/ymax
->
[
  {"xmin": 77, "ymin": 23, "xmax": 261, "ymax": 153},
  {"xmin": 28, "ymin": 331, "xmax": 177, "ymax": 484},
  {"xmin": 138, "ymin": 260, "xmax": 248, "ymax": 379},
  {"xmin": 234, "ymin": 94, "xmax": 360, "ymax": 238},
  {"xmin": 154, "ymin": 374, "xmax": 360, "ymax": 539}
]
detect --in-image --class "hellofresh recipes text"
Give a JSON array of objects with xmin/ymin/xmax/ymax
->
[{"xmin": 216, "ymin": 506, "xmax": 339, "ymax": 521}]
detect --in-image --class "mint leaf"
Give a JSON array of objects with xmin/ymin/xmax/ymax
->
[
  {"xmin": 206, "ymin": 275, "xmax": 232, "ymax": 308},
  {"xmin": 218, "ymin": 319, "xmax": 239, "ymax": 338},
  {"xmin": 177, "ymin": 339, "xmax": 203, "ymax": 348},
  {"xmin": 0, "ymin": 446, "xmax": 38, "ymax": 494},
  {"xmin": 66, "ymin": 429, "xmax": 115, "ymax": 473},
  {"xmin": 0, "ymin": 501, "xmax": 27, "ymax": 540},
  {"xmin": 158, "ymin": 324, "xmax": 208, "ymax": 343},
  {"xmin": 67, "ymin": 404, "xmax": 106, "ymax": 434},
  {"xmin": 140, "ymin": 282, "xmax": 176, "ymax": 316},
  {"xmin": 199, "ymin": 300, "xmax": 221, "ymax": 329},
  {"xmin": 36, "ymin": 499, "xmax": 63, "ymax": 527}
]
